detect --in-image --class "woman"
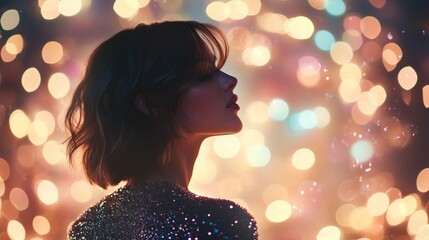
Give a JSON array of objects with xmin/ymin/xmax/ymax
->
[{"xmin": 66, "ymin": 21, "xmax": 258, "ymax": 239}]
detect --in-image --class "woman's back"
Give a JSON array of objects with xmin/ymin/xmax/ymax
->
[{"xmin": 68, "ymin": 181, "xmax": 258, "ymax": 239}]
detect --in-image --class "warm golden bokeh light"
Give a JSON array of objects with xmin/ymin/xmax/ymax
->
[
  {"xmin": 246, "ymin": 101, "xmax": 269, "ymax": 123},
  {"xmin": 242, "ymin": 46, "xmax": 271, "ymax": 66},
  {"xmin": 316, "ymin": 225, "xmax": 342, "ymax": 240},
  {"xmin": 70, "ymin": 181, "xmax": 93, "ymax": 203},
  {"xmin": 206, "ymin": 1, "xmax": 229, "ymax": 21},
  {"xmin": 42, "ymin": 41, "xmax": 64, "ymax": 64},
  {"xmin": 33, "ymin": 215, "xmax": 51, "ymax": 235},
  {"xmin": 386, "ymin": 199, "xmax": 407, "ymax": 226},
  {"xmin": 367, "ymin": 192, "xmax": 389, "ymax": 216},
  {"xmin": 257, "ymin": 12, "xmax": 287, "ymax": 34},
  {"xmin": 339, "ymin": 80, "xmax": 361, "ymax": 103},
  {"xmin": 59, "ymin": 0, "xmax": 83, "ymax": 17},
  {"xmin": 36, "ymin": 180, "xmax": 59, "ymax": 205},
  {"xmin": 398, "ymin": 66, "xmax": 418, "ymax": 90},
  {"xmin": 21, "ymin": 67, "xmax": 42, "ymax": 92},
  {"xmin": 330, "ymin": 41, "xmax": 354, "ymax": 65},
  {"xmin": 416, "ymin": 168, "xmax": 429, "ymax": 193},
  {"xmin": 423, "ymin": 85, "xmax": 429, "ymax": 108},
  {"xmin": 6, "ymin": 34, "xmax": 24, "ymax": 55},
  {"xmin": 336, "ymin": 203, "xmax": 356, "ymax": 227},
  {"xmin": 291, "ymin": 148, "xmax": 316, "ymax": 170},
  {"xmin": 40, "ymin": 0, "xmax": 61, "ymax": 20},
  {"xmin": 407, "ymin": 210, "xmax": 428, "ymax": 236},
  {"xmin": 9, "ymin": 187, "xmax": 29, "ymax": 211},
  {"xmin": 42, "ymin": 140, "xmax": 66, "ymax": 165},
  {"xmin": 7, "ymin": 220, "xmax": 25, "ymax": 240},
  {"xmin": 286, "ymin": 16, "xmax": 314, "ymax": 40},
  {"xmin": 308, "ymin": 0, "xmax": 327, "ymax": 10},
  {"xmin": 360, "ymin": 16, "xmax": 381, "ymax": 39},
  {"xmin": 343, "ymin": 30, "xmax": 363, "ymax": 50},
  {"xmin": 48, "ymin": 72, "xmax": 70, "ymax": 99},
  {"xmin": 113, "ymin": 0, "xmax": 139, "ymax": 19},
  {"xmin": 227, "ymin": 0, "xmax": 248, "ymax": 20},
  {"xmin": 265, "ymin": 200, "xmax": 292, "ymax": 223},
  {"xmin": 9, "ymin": 109, "xmax": 31, "ymax": 139}
]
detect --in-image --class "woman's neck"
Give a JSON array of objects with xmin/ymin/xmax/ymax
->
[{"xmin": 141, "ymin": 136, "xmax": 204, "ymax": 188}]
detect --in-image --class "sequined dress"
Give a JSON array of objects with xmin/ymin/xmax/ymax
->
[{"xmin": 68, "ymin": 181, "xmax": 258, "ymax": 239}]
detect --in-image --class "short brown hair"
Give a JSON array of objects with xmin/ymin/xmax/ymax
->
[{"xmin": 65, "ymin": 21, "xmax": 228, "ymax": 188}]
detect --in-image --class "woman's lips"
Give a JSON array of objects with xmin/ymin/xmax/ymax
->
[{"xmin": 227, "ymin": 95, "xmax": 240, "ymax": 110}]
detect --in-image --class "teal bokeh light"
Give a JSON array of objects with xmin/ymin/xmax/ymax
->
[
  {"xmin": 325, "ymin": 0, "xmax": 346, "ymax": 16},
  {"xmin": 314, "ymin": 30, "xmax": 335, "ymax": 51},
  {"xmin": 350, "ymin": 140, "xmax": 374, "ymax": 164}
]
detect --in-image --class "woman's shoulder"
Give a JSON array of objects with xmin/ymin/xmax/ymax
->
[{"xmin": 68, "ymin": 181, "xmax": 258, "ymax": 239}]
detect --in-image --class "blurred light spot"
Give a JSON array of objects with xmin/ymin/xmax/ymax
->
[
  {"xmin": 0, "ymin": 176, "xmax": 5, "ymax": 197},
  {"xmin": 350, "ymin": 140, "xmax": 374, "ymax": 163},
  {"xmin": 9, "ymin": 109, "xmax": 30, "ymax": 138},
  {"xmin": 340, "ymin": 63, "xmax": 362, "ymax": 82},
  {"xmin": 22, "ymin": 67, "xmax": 41, "ymax": 92},
  {"xmin": 246, "ymin": 101, "xmax": 269, "ymax": 123},
  {"xmin": 325, "ymin": 0, "xmax": 346, "ymax": 16},
  {"xmin": 42, "ymin": 41, "xmax": 63, "ymax": 64},
  {"xmin": 227, "ymin": 27, "xmax": 251, "ymax": 49},
  {"xmin": 242, "ymin": 46, "xmax": 271, "ymax": 66},
  {"xmin": 398, "ymin": 66, "xmax": 418, "ymax": 90},
  {"xmin": 286, "ymin": 16, "xmax": 314, "ymax": 40},
  {"xmin": 316, "ymin": 225, "xmax": 342, "ymax": 240},
  {"xmin": 314, "ymin": 107, "xmax": 330, "ymax": 128},
  {"xmin": 59, "ymin": 0, "xmax": 82, "ymax": 16},
  {"xmin": 357, "ymin": 92, "xmax": 377, "ymax": 115},
  {"xmin": 369, "ymin": 0, "xmax": 386, "ymax": 8},
  {"xmin": 367, "ymin": 192, "xmax": 389, "ymax": 216},
  {"xmin": 423, "ymin": 85, "xmax": 429, "ymax": 108},
  {"xmin": 28, "ymin": 120, "xmax": 49, "ymax": 146},
  {"xmin": 70, "ymin": 181, "xmax": 93, "ymax": 203},
  {"xmin": 268, "ymin": 98, "xmax": 289, "ymax": 121},
  {"xmin": 35, "ymin": 111, "xmax": 56, "ymax": 135},
  {"xmin": 382, "ymin": 43, "xmax": 402, "ymax": 71},
  {"xmin": 206, "ymin": 1, "xmax": 229, "ymax": 21},
  {"xmin": 9, "ymin": 188, "xmax": 29, "ymax": 211},
  {"xmin": 292, "ymin": 148, "xmax": 315, "ymax": 170},
  {"xmin": 113, "ymin": 0, "xmax": 139, "ymax": 19},
  {"xmin": 33, "ymin": 215, "xmax": 50, "ymax": 235},
  {"xmin": 262, "ymin": 184, "xmax": 288, "ymax": 204},
  {"xmin": 330, "ymin": 41, "xmax": 353, "ymax": 65},
  {"xmin": 415, "ymin": 225, "xmax": 429, "ymax": 240},
  {"xmin": 0, "ymin": 158, "xmax": 11, "ymax": 181},
  {"xmin": 308, "ymin": 0, "xmax": 327, "ymax": 10},
  {"xmin": 17, "ymin": 145, "xmax": 37, "ymax": 168},
  {"xmin": 297, "ymin": 56, "xmax": 321, "ymax": 87},
  {"xmin": 386, "ymin": 199, "xmax": 407, "ymax": 226},
  {"xmin": 7, "ymin": 220, "xmax": 25, "ymax": 240},
  {"xmin": 417, "ymin": 168, "xmax": 429, "ymax": 193},
  {"xmin": 314, "ymin": 30, "xmax": 335, "ymax": 51},
  {"xmin": 1, "ymin": 9, "xmax": 19, "ymax": 30},
  {"xmin": 246, "ymin": 144, "xmax": 270, "ymax": 167},
  {"xmin": 403, "ymin": 194, "xmax": 419, "ymax": 216},
  {"xmin": 192, "ymin": 157, "xmax": 217, "ymax": 185},
  {"xmin": 337, "ymin": 178, "xmax": 360, "ymax": 201},
  {"xmin": 408, "ymin": 210, "xmax": 428, "ymax": 236},
  {"xmin": 36, "ymin": 180, "xmax": 59, "ymax": 205},
  {"xmin": 1, "ymin": 44, "xmax": 16, "ymax": 62},
  {"xmin": 227, "ymin": 0, "xmax": 248, "ymax": 20},
  {"xmin": 43, "ymin": 140, "xmax": 66, "ymax": 165},
  {"xmin": 336, "ymin": 203, "xmax": 356, "ymax": 227},
  {"xmin": 362, "ymin": 41, "xmax": 382, "ymax": 62},
  {"xmin": 6, "ymin": 34, "xmax": 24, "ymax": 54},
  {"xmin": 343, "ymin": 14, "xmax": 361, "ymax": 31},
  {"xmin": 265, "ymin": 200, "xmax": 292, "ymax": 222},
  {"xmin": 369, "ymin": 85, "xmax": 386, "ymax": 107},
  {"xmin": 360, "ymin": 16, "xmax": 381, "ymax": 39},
  {"xmin": 339, "ymin": 80, "xmax": 361, "ymax": 103},
  {"xmin": 213, "ymin": 135, "xmax": 240, "ymax": 159},
  {"xmin": 48, "ymin": 72, "xmax": 70, "ymax": 99},
  {"xmin": 298, "ymin": 109, "xmax": 317, "ymax": 129},
  {"xmin": 342, "ymin": 30, "xmax": 363, "ymax": 51},
  {"xmin": 257, "ymin": 12, "xmax": 287, "ymax": 34},
  {"xmin": 245, "ymin": 0, "xmax": 261, "ymax": 16},
  {"xmin": 41, "ymin": 0, "xmax": 61, "ymax": 20},
  {"xmin": 240, "ymin": 129, "xmax": 265, "ymax": 146},
  {"xmin": 349, "ymin": 206, "xmax": 373, "ymax": 230}
]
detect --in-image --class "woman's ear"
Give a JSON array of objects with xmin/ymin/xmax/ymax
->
[{"xmin": 134, "ymin": 95, "xmax": 150, "ymax": 115}]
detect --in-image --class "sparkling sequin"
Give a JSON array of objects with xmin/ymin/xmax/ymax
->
[{"xmin": 68, "ymin": 181, "xmax": 258, "ymax": 239}]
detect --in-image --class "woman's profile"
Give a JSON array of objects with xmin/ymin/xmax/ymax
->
[{"xmin": 65, "ymin": 20, "xmax": 258, "ymax": 239}]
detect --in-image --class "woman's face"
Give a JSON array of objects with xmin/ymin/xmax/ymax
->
[{"xmin": 180, "ymin": 70, "xmax": 242, "ymax": 138}]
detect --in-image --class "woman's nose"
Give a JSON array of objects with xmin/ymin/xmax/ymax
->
[{"xmin": 221, "ymin": 72, "xmax": 237, "ymax": 91}]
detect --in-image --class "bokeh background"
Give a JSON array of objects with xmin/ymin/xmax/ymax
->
[{"xmin": 1, "ymin": 0, "xmax": 429, "ymax": 239}]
